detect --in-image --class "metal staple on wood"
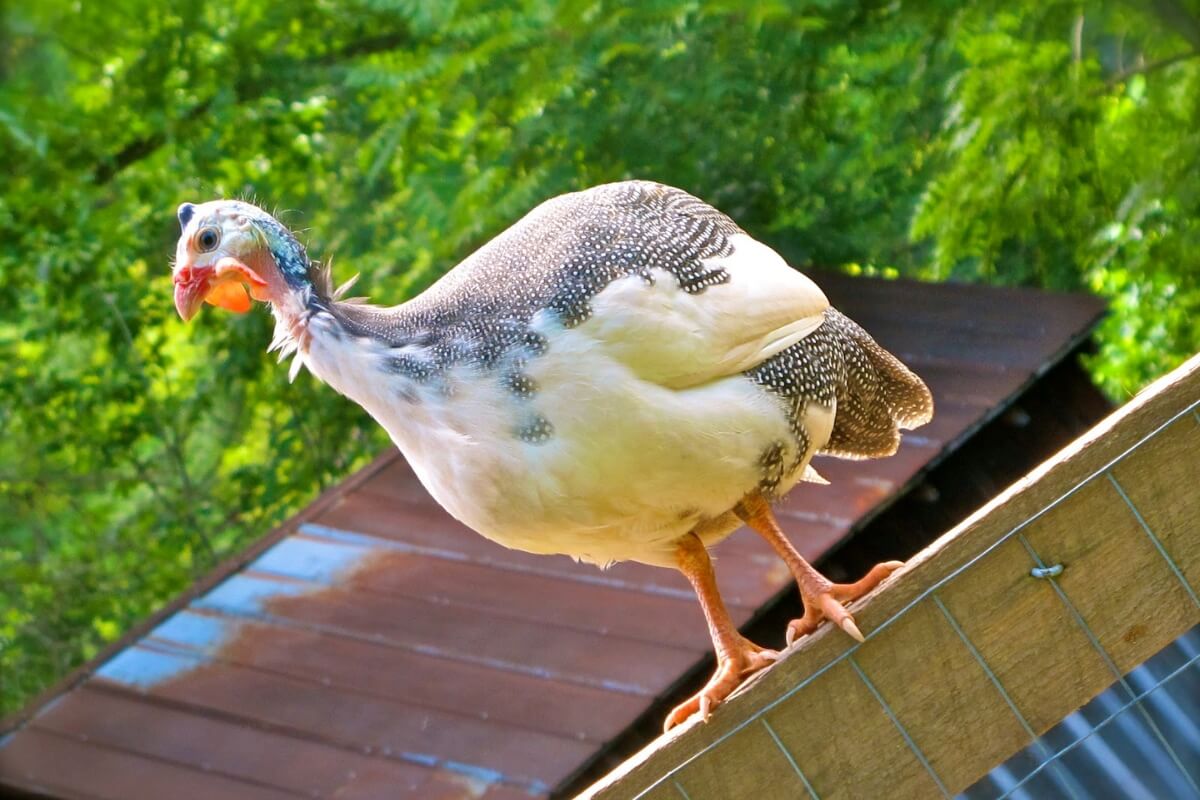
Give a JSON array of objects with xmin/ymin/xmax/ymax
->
[
  {"xmin": 1016, "ymin": 532, "xmax": 1200, "ymax": 797},
  {"xmin": 633, "ymin": 396, "xmax": 1200, "ymax": 800}
]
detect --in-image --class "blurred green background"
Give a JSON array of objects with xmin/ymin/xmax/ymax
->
[{"xmin": 2, "ymin": 0, "xmax": 1197, "ymax": 716}]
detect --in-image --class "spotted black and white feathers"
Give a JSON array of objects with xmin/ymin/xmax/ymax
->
[
  {"xmin": 750, "ymin": 308, "xmax": 933, "ymax": 468},
  {"xmin": 818, "ymin": 309, "xmax": 933, "ymax": 458},
  {"xmin": 232, "ymin": 180, "xmax": 931, "ymax": 567},
  {"xmin": 326, "ymin": 181, "xmax": 744, "ymax": 369},
  {"xmin": 319, "ymin": 181, "xmax": 926, "ymax": 484}
]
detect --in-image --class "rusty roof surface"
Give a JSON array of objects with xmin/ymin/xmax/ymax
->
[{"xmin": 0, "ymin": 275, "xmax": 1106, "ymax": 800}]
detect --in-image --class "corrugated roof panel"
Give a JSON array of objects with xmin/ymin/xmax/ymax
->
[
  {"xmin": 964, "ymin": 626, "xmax": 1200, "ymax": 799},
  {"xmin": 1, "ymin": 276, "xmax": 1107, "ymax": 799}
]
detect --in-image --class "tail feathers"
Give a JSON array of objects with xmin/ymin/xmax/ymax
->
[{"xmin": 820, "ymin": 308, "xmax": 934, "ymax": 460}]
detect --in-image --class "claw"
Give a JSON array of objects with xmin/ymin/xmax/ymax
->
[
  {"xmin": 664, "ymin": 694, "xmax": 703, "ymax": 732},
  {"xmin": 839, "ymin": 616, "xmax": 865, "ymax": 643},
  {"xmin": 664, "ymin": 638, "xmax": 778, "ymax": 730},
  {"xmin": 786, "ymin": 563, "xmax": 897, "ymax": 647},
  {"xmin": 734, "ymin": 494, "xmax": 895, "ymax": 656}
]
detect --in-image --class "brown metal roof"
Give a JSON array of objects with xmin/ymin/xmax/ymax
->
[{"xmin": 0, "ymin": 275, "xmax": 1106, "ymax": 800}]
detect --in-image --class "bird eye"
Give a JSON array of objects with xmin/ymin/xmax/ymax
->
[{"xmin": 196, "ymin": 227, "xmax": 220, "ymax": 252}]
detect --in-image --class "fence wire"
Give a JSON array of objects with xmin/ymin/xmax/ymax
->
[{"xmin": 643, "ymin": 398, "xmax": 1200, "ymax": 800}]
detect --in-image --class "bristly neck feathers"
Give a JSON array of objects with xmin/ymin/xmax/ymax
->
[
  {"xmin": 258, "ymin": 215, "xmax": 340, "ymax": 379},
  {"xmin": 256, "ymin": 215, "xmax": 364, "ymax": 382}
]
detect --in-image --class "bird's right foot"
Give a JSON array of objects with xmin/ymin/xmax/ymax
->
[
  {"xmin": 663, "ymin": 635, "xmax": 779, "ymax": 731},
  {"xmin": 787, "ymin": 560, "xmax": 904, "ymax": 646}
]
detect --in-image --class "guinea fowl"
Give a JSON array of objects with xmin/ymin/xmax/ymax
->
[{"xmin": 172, "ymin": 181, "xmax": 933, "ymax": 729}]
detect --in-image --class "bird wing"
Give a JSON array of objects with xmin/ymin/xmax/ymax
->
[
  {"xmin": 361, "ymin": 181, "xmax": 829, "ymax": 389},
  {"xmin": 577, "ymin": 231, "xmax": 830, "ymax": 389}
]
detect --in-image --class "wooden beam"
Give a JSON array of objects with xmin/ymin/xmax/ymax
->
[{"xmin": 582, "ymin": 353, "xmax": 1200, "ymax": 800}]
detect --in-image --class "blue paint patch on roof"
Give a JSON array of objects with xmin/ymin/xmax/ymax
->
[
  {"xmin": 524, "ymin": 778, "xmax": 552, "ymax": 796},
  {"xmin": 402, "ymin": 751, "xmax": 439, "ymax": 768},
  {"xmin": 193, "ymin": 573, "xmax": 312, "ymax": 617},
  {"xmin": 0, "ymin": 731, "xmax": 14, "ymax": 750},
  {"xmin": 149, "ymin": 611, "xmax": 234, "ymax": 654},
  {"xmin": 443, "ymin": 760, "xmax": 506, "ymax": 786},
  {"xmin": 252, "ymin": 535, "xmax": 373, "ymax": 584},
  {"xmin": 95, "ymin": 646, "xmax": 205, "ymax": 690},
  {"xmin": 301, "ymin": 522, "xmax": 470, "ymax": 563},
  {"xmin": 77, "ymin": 533, "xmax": 359, "ymax": 697},
  {"xmin": 599, "ymin": 677, "xmax": 650, "ymax": 694},
  {"xmin": 396, "ymin": 753, "xmax": 549, "ymax": 796},
  {"xmin": 398, "ymin": 751, "xmax": 551, "ymax": 796},
  {"xmin": 302, "ymin": 522, "xmax": 696, "ymax": 601}
]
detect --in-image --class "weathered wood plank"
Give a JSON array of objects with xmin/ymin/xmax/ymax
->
[
  {"xmin": 1021, "ymin": 474, "xmax": 1198, "ymax": 675},
  {"xmin": 674, "ymin": 718, "xmax": 816, "ymax": 799},
  {"xmin": 846, "ymin": 366, "xmax": 1199, "ymax": 644},
  {"xmin": 762, "ymin": 660, "xmax": 943, "ymax": 799},
  {"xmin": 635, "ymin": 783, "xmax": 684, "ymax": 800},
  {"xmin": 582, "ymin": 354, "xmax": 1200, "ymax": 800},
  {"xmin": 936, "ymin": 535, "xmax": 1111, "ymax": 734},
  {"xmin": 1109, "ymin": 415, "xmax": 1200, "ymax": 604},
  {"xmin": 854, "ymin": 598, "xmax": 1030, "ymax": 793}
]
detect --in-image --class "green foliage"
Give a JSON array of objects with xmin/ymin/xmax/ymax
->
[
  {"xmin": 911, "ymin": 3, "xmax": 1200, "ymax": 397},
  {"xmin": 2, "ymin": 0, "xmax": 1197, "ymax": 715}
]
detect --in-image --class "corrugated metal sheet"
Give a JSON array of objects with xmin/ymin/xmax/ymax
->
[
  {"xmin": 965, "ymin": 625, "xmax": 1200, "ymax": 799},
  {"xmin": 0, "ymin": 275, "xmax": 1107, "ymax": 799}
]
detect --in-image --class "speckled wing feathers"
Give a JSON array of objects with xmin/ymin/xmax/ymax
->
[
  {"xmin": 336, "ymin": 182, "xmax": 741, "ymax": 346},
  {"xmin": 329, "ymin": 179, "xmax": 929, "ymax": 474},
  {"xmin": 750, "ymin": 309, "xmax": 934, "ymax": 462},
  {"xmin": 332, "ymin": 181, "xmax": 829, "ymax": 387}
]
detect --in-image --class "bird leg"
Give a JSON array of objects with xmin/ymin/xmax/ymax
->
[
  {"xmin": 664, "ymin": 533, "xmax": 779, "ymax": 731},
  {"xmin": 736, "ymin": 492, "xmax": 902, "ymax": 646}
]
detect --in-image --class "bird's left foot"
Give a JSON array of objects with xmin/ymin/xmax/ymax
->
[
  {"xmin": 787, "ymin": 560, "xmax": 904, "ymax": 646},
  {"xmin": 663, "ymin": 635, "xmax": 779, "ymax": 731},
  {"xmin": 736, "ymin": 493, "xmax": 904, "ymax": 647}
]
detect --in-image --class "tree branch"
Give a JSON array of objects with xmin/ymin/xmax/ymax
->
[
  {"xmin": 93, "ymin": 97, "xmax": 214, "ymax": 184},
  {"xmin": 313, "ymin": 31, "xmax": 412, "ymax": 65},
  {"xmin": 1106, "ymin": 49, "xmax": 1200, "ymax": 85}
]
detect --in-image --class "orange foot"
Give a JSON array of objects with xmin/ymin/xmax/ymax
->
[
  {"xmin": 787, "ymin": 560, "xmax": 904, "ymax": 646},
  {"xmin": 664, "ymin": 635, "xmax": 779, "ymax": 731}
]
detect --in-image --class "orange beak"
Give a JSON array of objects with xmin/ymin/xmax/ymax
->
[{"xmin": 174, "ymin": 257, "xmax": 269, "ymax": 321}]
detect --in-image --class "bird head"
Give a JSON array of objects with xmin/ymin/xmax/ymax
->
[{"xmin": 172, "ymin": 200, "xmax": 313, "ymax": 322}]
